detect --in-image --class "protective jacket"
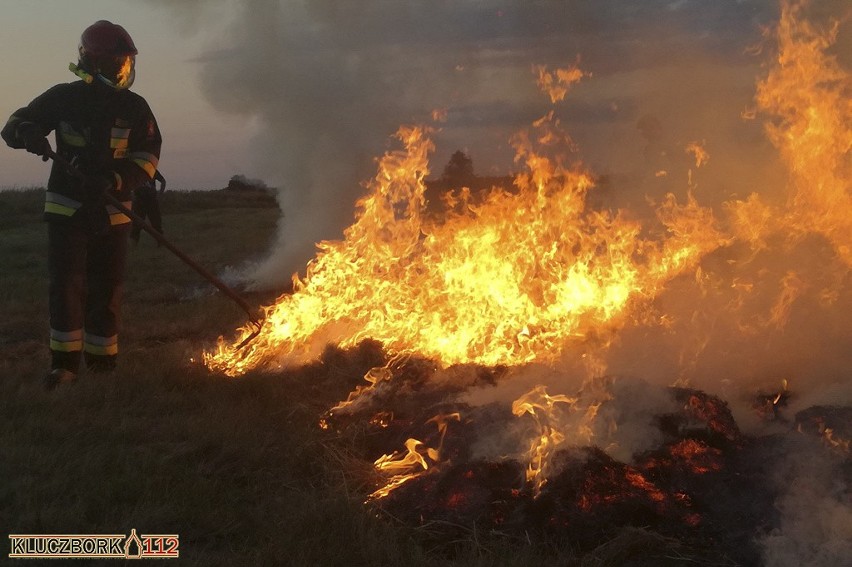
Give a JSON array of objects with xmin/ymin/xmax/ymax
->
[{"xmin": 1, "ymin": 79, "xmax": 161, "ymax": 226}]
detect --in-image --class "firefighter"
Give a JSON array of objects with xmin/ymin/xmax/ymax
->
[{"xmin": 1, "ymin": 20, "xmax": 162, "ymax": 389}]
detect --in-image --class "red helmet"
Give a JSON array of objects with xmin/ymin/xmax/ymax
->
[{"xmin": 74, "ymin": 20, "xmax": 138, "ymax": 89}]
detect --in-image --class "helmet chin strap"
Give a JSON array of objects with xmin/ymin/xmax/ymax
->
[
  {"xmin": 68, "ymin": 62, "xmax": 135, "ymax": 90},
  {"xmin": 68, "ymin": 62, "xmax": 94, "ymax": 83}
]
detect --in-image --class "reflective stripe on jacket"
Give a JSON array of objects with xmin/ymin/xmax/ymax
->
[{"xmin": 1, "ymin": 80, "xmax": 162, "ymax": 225}]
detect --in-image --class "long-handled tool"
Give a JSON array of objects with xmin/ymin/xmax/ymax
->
[{"xmin": 45, "ymin": 150, "xmax": 264, "ymax": 349}]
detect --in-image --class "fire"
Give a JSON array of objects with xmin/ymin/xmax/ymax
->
[
  {"xmin": 730, "ymin": 0, "xmax": 852, "ymax": 266},
  {"xmin": 534, "ymin": 63, "xmax": 588, "ymax": 103},
  {"xmin": 511, "ymin": 385, "xmax": 577, "ymax": 491},
  {"xmin": 369, "ymin": 412, "xmax": 461, "ymax": 499},
  {"xmin": 666, "ymin": 439, "xmax": 724, "ymax": 474},
  {"xmin": 205, "ymin": 100, "xmax": 724, "ymax": 376},
  {"xmin": 204, "ymin": 0, "xmax": 850, "ymax": 509},
  {"xmin": 369, "ymin": 438, "xmax": 430, "ymax": 499}
]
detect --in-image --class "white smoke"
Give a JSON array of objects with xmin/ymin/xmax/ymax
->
[
  {"xmin": 148, "ymin": 0, "xmax": 792, "ymax": 289},
  {"xmin": 759, "ymin": 436, "xmax": 852, "ymax": 567}
]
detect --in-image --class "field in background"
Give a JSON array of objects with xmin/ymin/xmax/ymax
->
[{"xmin": 0, "ymin": 189, "xmax": 601, "ymax": 567}]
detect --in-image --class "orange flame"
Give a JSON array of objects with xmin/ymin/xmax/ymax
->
[
  {"xmin": 370, "ymin": 438, "xmax": 430, "ymax": 499},
  {"xmin": 534, "ymin": 63, "xmax": 588, "ymax": 103},
  {"xmin": 369, "ymin": 413, "xmax": 461, "ymax": 499},
  {"xmin": 204, "ymin": 0, "xmax": 850, "ymax": 493},
  {"xmin": 730, "ymin": 0, "xmax": 852, "ymax": 265},
  {"xmin": 511, "ymin": 385, "xmax": 577, "ymax": 491},
  {"xmin": 205, "ymin": 108, "xmax": 723, "ymax": 376}
]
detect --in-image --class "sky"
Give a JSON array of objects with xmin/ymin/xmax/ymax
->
[
  {"xmin": 1, "ymin": 0, "xmax": 848, "ymax": 278},
  {"xmin": 0, "ymin": 0, "xmax": 253, "ymax": 190}
]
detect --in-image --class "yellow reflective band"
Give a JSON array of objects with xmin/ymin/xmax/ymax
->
[
  {"xmin": 107, "ymin": 201, "xmax": 132, "ymax": 225},
  {"xmin": 131, "ymin": 158, "xmax": 157, "ymax": 178},
  {"xmin": 84, "ymin": 333, "xmax": 119, "ymax": 356},
  {"xmin": 84, "ymin": 343, "xmax": 119, "ymax": 356},
  {"xmin": 44, "ymin": 202, "xmax": 77, "ymax": 217},
  {"xmin": 109, "ymin": 213, "xmax": 131, "ymax": 225},
  {"xmin": 69, "ymin": 62, "xmax": 94, "ymax": 84},
  {"xmin": 50, "ymin": 338, "xmax": 83, "ymax": 352},
  {"xmin": 46, "ymin": 191, "xmax": 82, "ymax": 208},
  {"xmin": 110, "ymin": 138, "xmax": 129, "ymax": 149},
  {"xmin": 129, "ymin": 152, "xmax": 159, "ymax": 178}
]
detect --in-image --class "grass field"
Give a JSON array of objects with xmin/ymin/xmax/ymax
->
[{"xmin": 0, "ymin": 188, "xmax": 588, "ymax": 567}]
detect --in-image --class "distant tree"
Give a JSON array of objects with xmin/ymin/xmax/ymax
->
[
  {"xmin": 442, "ymin": 150, "xmax": 475, "ymax": 185},
  {"xmin": 227, "ymin": 174, "xmax": 269, "ymax": 192}
]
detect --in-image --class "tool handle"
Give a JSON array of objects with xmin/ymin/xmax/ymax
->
[{"xmin": 46, "ymin": 150, "xmax": 262, "ymax": 326}]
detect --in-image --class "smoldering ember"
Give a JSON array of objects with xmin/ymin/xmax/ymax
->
[
  {"xmin": 315, "ymin": 351, "xmax": 849, "ymax": 566},
  {"xmin": 198, "ymin": 1, "xmax": 849, "ymax": 565}
]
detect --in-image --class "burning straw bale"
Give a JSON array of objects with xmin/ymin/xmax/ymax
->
[
  {"xmin": 532, "ymin": 447, "xmax": 682, "ymax": 544},
  {"xmin": 314, "ymin": 358, "xmax": 849, "ymax": 564},
  {"xmin": 659, "ymin": 388, "xmax": 745, "ymax": 447}
]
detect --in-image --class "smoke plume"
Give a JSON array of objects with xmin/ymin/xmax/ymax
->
[{"xmin": 156, "ymin": 0, "xmax": 804, "ymax": 288}]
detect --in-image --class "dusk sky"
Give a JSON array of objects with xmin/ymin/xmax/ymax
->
[
  {"xmin": 2, "ymin": 0, "xmax": 848, "ymax": 275},
  {"xmin": 0, "ymin": 0, "xmax": 253, "ymax": 190}
]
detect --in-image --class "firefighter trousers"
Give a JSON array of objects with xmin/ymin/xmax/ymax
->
[{"xmin": 47, "ymin": 220, "xmax": 131, "ymax": 373}]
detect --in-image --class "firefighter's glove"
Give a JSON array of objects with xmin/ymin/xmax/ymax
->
[{"xmin": 18, "ymin": 123, "xmax": 51, "ymax": 161}]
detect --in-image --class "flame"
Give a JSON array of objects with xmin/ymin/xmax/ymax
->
[
  {"xmin": 733, "ymin": 0, "xmax": 852, "ymax": 264},
  {"xmin": 206, "ymin": 110, "xmax": 723, "ymax": 375},
  {"xmin": 424, "ymin": 411, "xmax": 461, "ymax": 462},
  {"xmin": 511, "ymin": 385, "xmax": 577, "ymax": 491},
  {"xmin": 431, "ymin": 108, "xmax": 448, "ymax": 122},
  {"xmin": 204, "ymin": 0, "xmax": 850, "ymax": 497},
  {"xmin": 113, "ymin": 56, "xmax": 134, "ymax": 87},
  {"xmin": 623, "ymin": 469, "xmax": 667, "ymax": 503},
  {"xmin": 374, "ymin": 438, "xmax": 430, "ymax": 474},
  {"xmin": 370, "ymin": 438, "xmax": 430, "ymax": 499},
  {"xmin": 797, "ymin": 415, "xmax": 851, "ymax": 455},
  {"xmin": 511, "ymin": 381, "xmax": 612, "ymax": 494},
  {"xmin": 534, "ymin": 63, "xmax": 588, "ymax": 103},
  {"xmin": 369, "ymin": 412, "xmax": 460, "ymax": 499}
]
